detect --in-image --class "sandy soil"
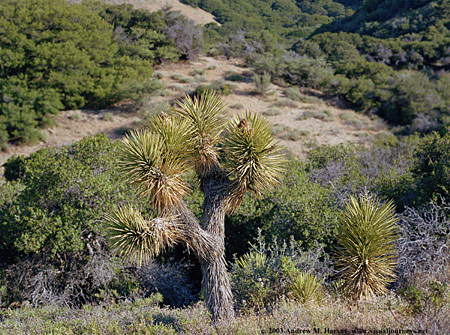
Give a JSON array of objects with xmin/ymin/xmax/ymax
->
[
  {"xmin": 0, "ymin": 56, "xmax": 388, "ymax": 168},
  {"xmin": 69, "ymin": 0, "xmax": 218, "ymax": 25},
  {"xmin": 156, "ymin": 57, "xmax": 387, "ymax": 156}
]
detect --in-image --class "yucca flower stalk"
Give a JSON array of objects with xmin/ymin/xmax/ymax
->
[
  {"xmin": 104, "ymin": 91, "xmax": 286, "ymax": 322},
  {"xmin": 335, "ymin": 193, "xmax": 400, "ymax": 300}
]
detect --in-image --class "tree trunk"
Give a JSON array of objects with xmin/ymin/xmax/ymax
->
[{"xmin": 200, "ymin": 175, "xmax": 234, "ymax": 322}]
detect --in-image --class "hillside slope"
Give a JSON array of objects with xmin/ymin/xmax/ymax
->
[
  {"xmin": 69, "ymin": 0, "xmax": 218, "ymax": 25},
  {"xmin": 0, "ymin": 56, "xmax": 388, "ymax": 167}
]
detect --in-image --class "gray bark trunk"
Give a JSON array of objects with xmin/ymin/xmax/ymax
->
[{"xmin": 200, "ymin": 175, "xmax": 234, "ymax": 321}]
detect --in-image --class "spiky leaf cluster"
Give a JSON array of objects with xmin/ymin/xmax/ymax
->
[
  {"xmin": 105, "ymin": 206, "xmax": 182, "ymax": 265},
  {"xmin": 290, "ymin": 272, "xmax": 324, "ymax": 304},
  {"xmin": 175, "ymin": 91, "xmax": 226, "ymax": 176},
  {"xmin": 336, "ymin": 194, "xmax": 399, "ymax": 300},
  {"xmin": 119, "ymin": 115, "xmax": 192, "ymax": 213},
  {"xmin": 236, "ymin": 251, "xmax": 268, "ymax": 269},
  {"xmin": 223, "ymin": 112, "xmax": 285, "ymax": 210},
  {"xmin": 107, "ymin": 91, "xmax": 286, "ymax": 269}
]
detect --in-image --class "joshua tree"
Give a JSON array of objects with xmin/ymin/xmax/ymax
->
[{"xmin": 105, "ymin": 91, "xmax": 285, "ymax": 321}]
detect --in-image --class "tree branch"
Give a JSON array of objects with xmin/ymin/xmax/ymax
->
[{"xmin": 172, "ymin": 201, "xmax": 223, "ymax": 262}]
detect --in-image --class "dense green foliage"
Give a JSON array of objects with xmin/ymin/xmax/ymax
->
[
  {"xmin": 0, "ymin": 128, "xmax": 449, "ymax": 308},
  {"xmin": 225, "ymin": 160, "xmax": 339, "ymax": 259},
  {"xmin": 192, "ymin": 0, "xmax": 450, "ymax": 132},
  {"xmin": 0, "ymin": 135, "xmax": 149, "ymax": 258},
  {"xmin": 230, "ymin": 237, "xmax": 329, "ymax": 309},
  {"xmin": 184, "ymin": 0, "xmax": 355, "ymax": 41},
  {"xmin": 0, "ymin": 135, "xmax": 153, "ymax": 306},
  {"xmin": 0, "ymin": 0, "xmax": 206, "ymax": 146}
]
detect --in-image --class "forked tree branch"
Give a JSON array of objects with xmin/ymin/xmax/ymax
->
[{"xmin": 172, "ymin": 201, "xmax": 224, "ymax": 262}]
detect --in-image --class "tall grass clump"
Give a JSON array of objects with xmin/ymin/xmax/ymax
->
[{"xmin": 335, "ymin": 193, "xmax": 399, "ymax": 300}]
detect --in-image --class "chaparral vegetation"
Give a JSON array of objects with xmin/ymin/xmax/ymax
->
[{"xmin": 0, "ymin": 0, "xmax": 449, "ymax": 334}]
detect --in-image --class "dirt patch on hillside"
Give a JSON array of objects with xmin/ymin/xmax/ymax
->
[
  {"xmin": 0, "ymin": 109, "xmax": 136, "ymax": 167},
  {"xmin": 0, "ymin": 56, "xmax": 389, "ymax": 168},
  {"xmin": 69, "ymin": 0, "xmax": 219, "ymax": 25},
  {"xmin": 155, "ymin": 57, "xmax": 388, "ymax": 156}
]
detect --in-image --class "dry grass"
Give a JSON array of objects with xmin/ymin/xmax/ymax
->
[{"xmin": 1, "ymin": 294, "xmax": 448, "ymax": 334}]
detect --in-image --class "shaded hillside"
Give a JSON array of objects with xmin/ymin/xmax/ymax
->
[{"xmin": 326, "ymin": 0, "xmax": 450, "ymax": 38}]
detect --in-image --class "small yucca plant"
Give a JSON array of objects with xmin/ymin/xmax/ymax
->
[
  {"xmin": 289, "ymin": 272, "xmax": 324, "ymax": 304},
  {"xmin": 335, "ymin": 193, "xmax": 399, "ymax": 300}
]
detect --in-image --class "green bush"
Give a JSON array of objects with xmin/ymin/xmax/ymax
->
[
  {"xmin": 284, "ymin": 87, "xmax": 303, "ymax": 102},
  {"xmin": 225, "ymin": 72, "xmax": 246, "ymax": 82},
  {"xmin": 0, "ymin": 0, "xmax": 189, "ymax": 146},
  {"xmin": 412, "ymin": 130, "xmax": 450, "ymax": 204},
  {"xmin": 230, "ymin": 233, "xmax": 332, "ymax": 310},
  {"xmin": 0, "ymin": 135, "xmax": 154, "ymax": 306},
  {"xmin": 273, "ymin": 99, "xmax": 298, "ymax": 108},
  {"xmin": 194, "ymin": 80, "xmax": 234, "ymax": 96},
  {"xmin": 297, "ymin": 110, "xmax": 333, "ymax": 122},
  {"xmin": 253, "ymin": 72, "xmax": 271, "ymax": 95},
  {"xmin": 263, "ymin": 108, "xmax": 281, "ymax": 116},
  {"xmin": 225, "ymin": 160, "xmax": 339, "ymax": 258},
  {"xmin": 399, "ymin": 282, "xmax": 449, "ymax": 317},
  {"xmin": 0, "ymin": 134, "xmax": 150, "ymax": 257}
]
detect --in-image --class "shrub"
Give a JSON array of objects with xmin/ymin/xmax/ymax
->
[
  {"xmin": 273, "ymin": 99, "xmax": 298, "ymax": 108},
  {"xmin": 168, "ymin": 83, "xmax": 188, "ymax": 92},
  {"xmin": 102, "ymin": 112, "xmax": 113, "ymax": 122},
  {"xmin": 171, "ymin": 73, "xmax": 193, "ymax": 83},
  {"xmin": 284, "ymin": 87, "xmax": 303, "ymax": 102},
  {"xmin": 230, "ymin": 233, "xmax": 332, "ymax": 310},
  {"xmin": 411, "ymin": 130, "xmax": 450, "ymax": 205},
  {"xmin": 397, "ymin": 201, "xmax": 450, "ymax": 286},
  {"xmin": 253, "ymin": 72, "xmax": 271, "ymax": 95},
  {"xmin": 190, "ymin": 68, "xmax": 205, "ymax": 76},
  {"xmin": 225, "ymin": 160, "xmax": 339, "ymax": 259},
  {"xmin": 263, "ymin": 108, "xmax": 281, "ymax": 116},
  {"xmin": 335, "ymin": 193, "xmax": 399, "ymax": 300},
  {"xmin": 162, "ymin": 9, "xmax": 204, "ymax": 60},
  {"xmin": 0, "ymin": 135, "xmax": 152, "ymax": 306},
  {"xmin": 194, "ymin": 80, "xmax": 234, "ymax": 96},
  {"xmin": 0, "ymin": 0, "xmax": 173, "ymax": 145},
  {"xmin": 297, "ymin": 110, "xmax": 333, "ymax": 122},
  {"xmin": 225, "ymin": 72, "xmax": 246, "ymax": 82},
  {"xmin": 399, "ymin": 281, "xmax": 449, "ymax": 316}
]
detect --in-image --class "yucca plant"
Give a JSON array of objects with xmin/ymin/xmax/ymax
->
[
  {"xmin": 104, "ymin": 91, "xmax": 286, "ymax": 321},
  {"xmin": 335, "ymin": 193, "xmax": 400, "ymax": 301},
  {"xmin": 290, "ymin": 272, "xmax": 324, "ymax": 304}
]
